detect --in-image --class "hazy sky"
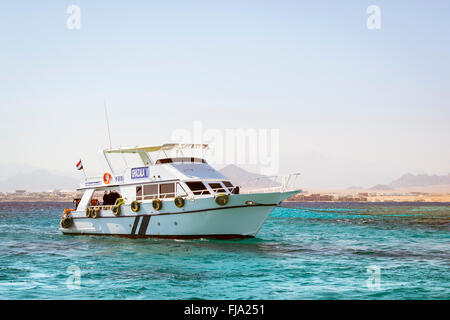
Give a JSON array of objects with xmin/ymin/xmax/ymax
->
[{"xmin": 0, "ymin": 1, "xmax": 449, "ymax": 188}]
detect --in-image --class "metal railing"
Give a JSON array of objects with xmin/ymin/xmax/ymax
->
[
  {"xmin": 188, "ymin": 187, "xmax": 229, "ymax": 197},
  {"xmin": 84, "ymin": 175, "xmax": 301, "ymax": 207},
  {"xmin": 237, "ymin": 173, "xmax": 301, "ymax": 194},
  {"xmin": 137, "ymin": 188, "xmax": 228, "ymax": 200}
]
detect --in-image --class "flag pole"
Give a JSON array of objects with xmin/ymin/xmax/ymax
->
[
  {"xmin": 104, "ymin": 101, "xmax": 113, "ymax": 150},
  {"xmin": 77, "ymin": 159, "xmax": 86, "ymax": 179},
  {"xmin": 81, "ymin": 165, "xmax": 86, "ymax": 179}
]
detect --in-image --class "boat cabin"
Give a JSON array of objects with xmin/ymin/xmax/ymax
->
[{"xmin": 75, "ymin": 144, "xmax": 238, "ymax": 211}]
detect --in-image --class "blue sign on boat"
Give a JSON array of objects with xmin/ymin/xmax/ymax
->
[{"xmin": 131, "ymin": 167, "xmax": 149, "ymax": 179}]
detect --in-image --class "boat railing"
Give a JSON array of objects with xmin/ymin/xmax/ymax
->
[
  {"xmin": 85, "ymin": 175, "xmax": 300, "ymax": 208},
  {"xmin": 137, "ymin": 181, "xmax": 301, "ymax": 199},
  {"xmin": 134, "ymin": 188, "xmax": 226, "ymax": 201},
  {"xmin": 137, "ymin": 191, "xmax": 188, "ymax": 201},
  {"xmin": 191, "ymin": 187, "xmax": 230, "ymax": 197},
  {"xmin": 235, "ymin": 173, "xmax": 301, "ymax": 194}
]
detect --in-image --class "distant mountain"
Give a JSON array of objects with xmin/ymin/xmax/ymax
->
[
  {"xmin": 368, "ymin": 184, "xmax": 394, "ymax": 191},
  {"xmin": 347, "ymin": 186, "xmax": 363, "ymax": 190},
  {"xmin": 389, "ymin": 173, "xmax": 450, "ymax": 188},
  {"xmin": 0, "ymin": 163, "xmax": 41, "ymax": 180},
  {"xmin": 219, "ymin": 164, "xmax": 279, "ymax": 189},
  {"xmin": 364, "ymin": 173, "xmax": 450, "ymax": 191},
  {"xmin": 0, "ymin": 170, "xmax": 79, "ymax": 192}
]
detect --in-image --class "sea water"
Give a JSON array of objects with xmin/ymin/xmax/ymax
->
[{"xmin": 0, "ymin": 202, "xmax": 449, "ymax": 300}]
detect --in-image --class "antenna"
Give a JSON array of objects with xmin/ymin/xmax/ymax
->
[{"xmin": 104, "ymin": 101, "xmax": 113, "ymax": 150}]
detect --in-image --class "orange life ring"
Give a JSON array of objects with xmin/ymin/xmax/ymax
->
[
  {"xmin": 103, "ymin": 172, "xmax": 112, "ymax": 184},
  {"xmin": 63, "ymin": 208, "xmax": 74, "ymax": 215}
]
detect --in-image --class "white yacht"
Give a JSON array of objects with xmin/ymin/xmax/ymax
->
[{"xmin": 59, "ymin": 144, "xmax": 301, "ymax": 239}]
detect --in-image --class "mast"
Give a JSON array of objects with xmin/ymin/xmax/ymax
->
[{"xmin": 104, "ymin": 102, "xmax": 113, "ymax": 150}]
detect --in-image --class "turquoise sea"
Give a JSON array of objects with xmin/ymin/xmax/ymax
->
[{"xmin": 0, "ymin": 202, "xmax": 449, "ymax": 300}]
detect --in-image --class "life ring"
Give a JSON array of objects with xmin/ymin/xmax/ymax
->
[
  {"xmin": 63, "ymin": 208, "xmax": 74, "ymax": 215},
  {"xmin": 174, "ymin": 197, "xmax": 185, "ymax": 208},
  {"xmin": 112, "ymin": 205, "xmax": 121, "ymax": 216},
  {"xmin": 86, "ymin": 207, "xmax": 92, "ymax": 217},
  {"xmin": 92, "ymin": 207, "xmax": 100, "ymax": 219},
  {"xmin": 103, "ymin": 172, "xmax": 112, "ymax": 184},
  {"xmin": 215, "ymin": 194, "xmax": 229, "ymax": 206},
  {"xmin": 60, "ymin": 216, "xmax": 73, "ymax": 229},
  {"xmin": 152, "ymin": 199, "xmax": 162, "ymax": 211},
  {"xmin": 131, "ymin": 201, "xmax": 140, "ymax": 212}
]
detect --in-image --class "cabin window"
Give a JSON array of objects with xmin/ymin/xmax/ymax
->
[
  {"xmin": 155, "ymin": 157, "xmax": 207, "ymax": 164},
  {"xmin": 136, "ymin": 186, "xmax": 142, "ymax": 198},
  {"xmin": 208, "ymin": 183, "xmax": 226, "ymax": 193},
  {"xmin": 89, "ymin": 189, "xmax": 122, "ymax": 206},
  {"xmin": 143, "ymin": 184, "xmax": 158, "ymax": 200},
  {"xmin": 176, "ymin": 183, "xmax": 188, "ymax": 197},
  {"xmin": 159, "ymin": 183, "xmax": 175, "ymax": 198},
  {"xmin": 185, "ymin": 181, "xmax": 210, "ymax": 195},
  {"xmin": 222, "ymin": 181, "xmax": 234, "ymax": 192},
  {"xmin": 90, "ymin": 191, "xmax": 103, "ymax": 206},
  {"xmin": 222, "ymin": 181, "xmax": 233, "ymax": 188}
]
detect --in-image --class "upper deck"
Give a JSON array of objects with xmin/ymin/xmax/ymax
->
[{"xmin": 79, "ymin": 144, "xmax": 227, "ymax": 190}]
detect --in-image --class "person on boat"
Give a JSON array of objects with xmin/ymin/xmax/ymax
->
[
  {"xmin": 103, "ymin": 191, "xmax": 110, "ymax": 205},
  {"xmin": 73, "ymin": 198, "xmax": 81, "ymax": 210},
  {"xmin": 102, "ymin": 190, "xmax": 121, "ymax": 205},
  {"xmin": 109, "ymin": 191, "xmax": 121, "ymax": 205}
]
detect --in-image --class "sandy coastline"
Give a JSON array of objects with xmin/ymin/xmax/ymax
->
[{"xmin": 286, "ymin": 185, "xmax": 450, "ymax": 203}]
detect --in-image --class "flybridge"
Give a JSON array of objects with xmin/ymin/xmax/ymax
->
[
  {"xmin": 100, "ymin": 143, "xmax": 209, "ymax": 169},
  {"xmin": 104, "ymin": 144, "xmax": 208, "ymax": 158},
  {"xmin": 79, "ymin": 143, "xmax": 212, "ymax": 189},
  {"xmin": 99, "ymin": 143, "xmax": 208, "ymax": 170},
  {"xmin": 104, "ymin": 143, "xmax": 208, "ymax": 153}
]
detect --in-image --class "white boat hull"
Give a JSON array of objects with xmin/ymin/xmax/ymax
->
[{"xmin": 60, "ymin": 191, "xmax": 298, "ymax": 239}]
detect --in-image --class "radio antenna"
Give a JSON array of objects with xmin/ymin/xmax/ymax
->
[{"xmin": 104, "ymin": 101, "xmax": 113, "ymax": 150}]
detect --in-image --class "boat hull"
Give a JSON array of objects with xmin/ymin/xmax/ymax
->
[{"xmin": 60, "ymin": 190, "xmax": 299, "ymax": 239}]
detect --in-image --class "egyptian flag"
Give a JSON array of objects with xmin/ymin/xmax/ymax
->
[{"xmin": 76, "ymin": 160, "xmax": 83, "ymax": 170}]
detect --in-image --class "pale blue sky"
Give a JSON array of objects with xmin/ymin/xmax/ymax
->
[{"xmin": 0, "ymin": 1, "xmax": 449, "ymax": 188}]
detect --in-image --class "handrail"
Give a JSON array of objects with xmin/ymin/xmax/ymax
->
[
  {"xmin": 237, "ymin": 173, "xmax": 301, "ymax": 194},
  {"xmin": 137, "ymin": 191, "xmax": 186, "ymax": 201},
  {"xmin": 86, "ymin": 174, "xmax": 301, "ymax": 206},
  {"xmin": 134, "ymin": 187, "xmax": 230, "ymax": 201}
]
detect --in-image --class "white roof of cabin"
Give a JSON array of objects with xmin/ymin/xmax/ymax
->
[{"xmin": 104, "ymin": 144, "xmax": 208, "ymax": 154}]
